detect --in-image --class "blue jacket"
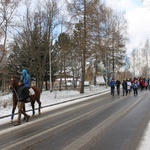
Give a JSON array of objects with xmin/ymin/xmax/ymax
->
[
  {"xmin": 110, "ymin": 80, "xmax": 116, "ymax": 87},
  {"xmin": 133, "ymin": 82, "xmax": 138, "ymax": 89},
  {"xmin": 21, "ymin": 69, "xmax": 31, "ymax": 87}
]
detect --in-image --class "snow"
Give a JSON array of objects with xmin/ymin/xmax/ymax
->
[
  {"xmin": 0, "ymin": 86, "xmax": 108, "ymax": 122},
  {"xmin": 0, "ymin": 85, "xmax": 150, "ymax": 150},
  {"xmin": 138, "ymin": 121, "xmax": 150, "ymax": 150}
]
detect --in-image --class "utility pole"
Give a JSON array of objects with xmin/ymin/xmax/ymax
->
[
  {"xmin": 105, "ymin": 49, "xmax": 108, "ymax": 88},
  {"xmin": 113, "ymin": 48, "xmax": 115, "ymax": 77},
  {"xmin": 112, "ymin": 40, "xmax": 115, "ymax": 79},
  {"xmin": 49, "ymin": 41, "xmax": 52, "ymax": 92}
]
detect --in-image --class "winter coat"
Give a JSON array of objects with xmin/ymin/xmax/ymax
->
[
  {"xmin": 17, "ymin": 84, "xmax": 29, "ymax": 102},
  {"xmin": 127, "ymin": 81, "xmax": 131, "ymax": 90},
  {"xmin": 21, "ymin": 69, "xmax": 31, "ymax": 87},
  {"xmin": 122, "ymin": 80, "xmax": 127, "ymax": 89},
  {"xmin": 116, "ymin": 80, "xmax": 121, "ymax": 88},
  {"xmin": 110, "ymin": 80, "xmax": 116, "ymax": 87}
]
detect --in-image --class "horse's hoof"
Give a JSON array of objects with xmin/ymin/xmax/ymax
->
[
  {"xmin": 10, "ymin": 120, "xmax": 13, "ymax": 124},
  {"xmin": 23, "ymin": 117, "xmax": 26, "ymax": 121}
]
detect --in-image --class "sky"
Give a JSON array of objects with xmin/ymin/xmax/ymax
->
[
  {"xmin": 14, "ymin": 0, "xmax": 150, "ymax": 55},
  {"xmin": 105, "ymin": 0, "xmax": 150, "ymax": 54},
  {"xmin": 39, "ymin": 0, "xmax": 150, "ymax": 54}
]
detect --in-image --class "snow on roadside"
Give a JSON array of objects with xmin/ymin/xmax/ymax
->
[
  {"xmin": 1, "ymin": 86, "xmax": 150, "ymax": 150},
  {"xmin": 137, "ymin": 121, "xmax": 150, "ymax": 150},
  {"xmin": 0, "ymin": 86, "xmax": 108, "ymax": 118},
  {"xmin": 0, "ymin": 86, "xmax": 108, "ymax": 125}
]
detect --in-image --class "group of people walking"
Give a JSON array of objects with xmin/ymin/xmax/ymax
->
[{"xmin": 110, "ymin": 77, "xmax": 149, "ymax": 96}]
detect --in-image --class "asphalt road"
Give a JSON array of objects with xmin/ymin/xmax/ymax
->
[{"xmin": 0, "ymin": 90, "xmax": 150, "ymax": 150}]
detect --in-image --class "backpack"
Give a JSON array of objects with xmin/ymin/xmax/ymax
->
[
  {"xmin": 111, "ymin": 81, "xmax": 115, "ymax": 87},
  {"xmin": 133, "ymin": 83, "xmax": 138, "ymax": 89}
]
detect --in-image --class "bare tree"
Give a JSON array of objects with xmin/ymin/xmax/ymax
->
[
  {"xmin": 6, "ymin": 0, "xmax": 60, "ymax": 91},
  {"xmin": 64, "ymin": 0, "xmax": 83, "ymax": 93},
  {"xmin": 65, "ymin": 0, "xmax": 100, "ymax": 93},
  {"xmin": 142, "ymin": 39, "xmax": 150, "ymax": 77},
  {"xmin": 0, "ymin": 0, "xmax": 20, "ymax": 62},
  {"xmin": 0, "ymin": 0, "xmax": 21, "ymax": 92},
  {"xmin": 141, "ymin": 0, "xmax": 150, "ymax": 6},
  {"xmin": 101, "ymin": 8, "xmax": 127, "ymax": 81},
  {"xmin": 131, "ymin": 48, "xmax": 137, "ymax": 77}
]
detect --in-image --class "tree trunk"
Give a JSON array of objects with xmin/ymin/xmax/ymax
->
[{"xmin": 80, "ymin": 0, "xmax": 87, "ymax": 94}]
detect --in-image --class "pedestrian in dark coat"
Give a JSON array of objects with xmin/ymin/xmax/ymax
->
[
  {"xmin": 116, "ymin": 79, "xmax": 121, "ymax": 95},
  {"xmin": 122, "ymin": 79, "xmax": 127, "ymax": 96},
  {"xmin": 14, "ymin": 80, "xmax": 30, "ymax": 126}
]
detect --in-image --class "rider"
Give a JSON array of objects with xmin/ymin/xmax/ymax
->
[
  {"xmin": 21, "ymin": 69, "xmax": 35, "ymax": 97},
  {"xmin": 21, "ymin": 69, "xmax": 31, "ymax": 88}
]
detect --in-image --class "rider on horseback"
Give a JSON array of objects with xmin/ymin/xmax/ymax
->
[
  {"xmin": 21, "ymin": 69, "xmax": 31, "ymax": 88},
  {"xmin": 21, "ymin": 69, "xmax": 34, "ymax": 98}
]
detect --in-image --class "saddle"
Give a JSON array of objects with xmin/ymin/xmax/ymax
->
[
  {"xmin": 25, "ymin": 88, "xmax": 35, "ymax": 103},
  {"xmin": 29, "ymin": 88, "xmax": 35, "ymax": 95}
]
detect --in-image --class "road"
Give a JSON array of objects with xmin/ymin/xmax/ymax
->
[{"xmin": 0, "ymin": 90, "xmax": 150, "ymax": 150}]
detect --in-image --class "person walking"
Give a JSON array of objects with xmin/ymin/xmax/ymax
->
[
  {"xmin": 126, "ymin": 79, "xmax": 132, "ymax": 94},
  {"xmin": 133, "ymin": 80, "xmax": 138, "ymax": 95},
  {"xmin": 148, "ymin": 78, "xmax": 150, "ymax": 90},
  {"xmin": 116, "ymin": 79, "xmax": 121, "ymax": 95},
  {"xmin": 122, "ymin": 79, "xmax": 127, "ymax": 96},
  {"xmin": 14, "ymin": 80, "xmax": 30, "ymax": 126},
  {"xmin": 110, "ymin": 78, "xmax": 116, "ymax": 96}
]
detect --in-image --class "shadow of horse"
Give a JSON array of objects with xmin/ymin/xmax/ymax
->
[{"xmin": 9, "ymin": 76, "xmax": 41, "ymax": 123}]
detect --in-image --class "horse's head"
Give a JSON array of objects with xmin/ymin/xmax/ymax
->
[{"xmin": 9, "ymin": 77, "xmax": 19, "ymax": 91}]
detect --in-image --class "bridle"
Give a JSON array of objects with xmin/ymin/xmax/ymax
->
[
  {"xmin": 9, "ymin": 78, "xmax": 16, "ymax": 90},
  {"xmin": 9, "ymin": 78, "xmax": 20, "ymax": 101}
]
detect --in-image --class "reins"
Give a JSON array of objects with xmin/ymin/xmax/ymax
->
[
  {"xmin": 10, "ymin": 77, "xmax": 20, "ymax": 101},
  {"xmin": 11, "ymin": 86, "xmax": 20, "ymax": 101}
]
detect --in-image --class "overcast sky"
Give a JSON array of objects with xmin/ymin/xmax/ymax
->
[
  {"xmin": 105, "ymin": 0, "xmax": 150, "ymax": 54},
  {"xmin": 18, "ymin": 0, "xmax": 150, "ymax": 55}
]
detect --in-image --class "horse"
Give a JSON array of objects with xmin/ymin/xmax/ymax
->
[{"xmin": 9, "ymin": 76, "xmax": 41, "ymax": 123}]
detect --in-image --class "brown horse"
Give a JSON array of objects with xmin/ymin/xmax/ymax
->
[{"xmin": 9, "ymin": 76, "xmax": 41, "ymax": 123}]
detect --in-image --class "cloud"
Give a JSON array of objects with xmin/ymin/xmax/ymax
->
[
  {"xmin": 105, "ymin": 0, "xmax": 150, "ymax": 53},
  {"xmin": 105, "ymin": 0, "xmax": 139, "ymax": 11},
  {"xmin": 126, "ymin": 7, "xmax": 150, "ymax": 51}
]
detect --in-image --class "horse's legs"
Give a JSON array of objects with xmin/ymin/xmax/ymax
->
[
  {"xmin": 31, "ymin": 101, "xmax": 35, "ymax": 116},
  {"xmin": 36, "ymin": 93, "xmax": 41, "ymax": 115},
  {"xmin": 35, "ymin": 95, "xmax": 41, "ymax": 115},
  {"xmin": 38, "ymin": 101, "xmax": 41, "ymax": 115},
  {"xmin": 11, "ymin": 95, "xmax": 18, "ymax": 123}
]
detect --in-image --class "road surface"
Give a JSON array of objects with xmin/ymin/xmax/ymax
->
[{"xmin": 0, "ymin": 90, "xmax": 150, "ymax": 150}]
